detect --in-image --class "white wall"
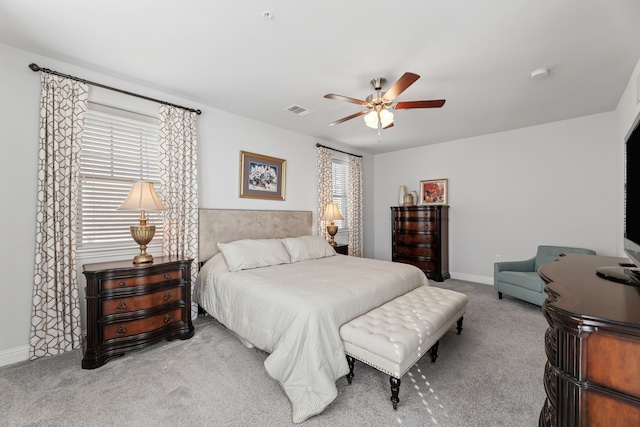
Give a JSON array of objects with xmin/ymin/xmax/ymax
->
[
  {"xmin": 373, "ymin": 112, "xmax": 620, "ymax": 284},
  {"xmin": 0, "ymin": 42, "xmax": 373, "ymax": 365}
]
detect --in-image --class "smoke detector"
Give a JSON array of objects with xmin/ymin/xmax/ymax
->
[{"xmin": 530, "ymin": 68, "xmax": 549, "ymax": 80}]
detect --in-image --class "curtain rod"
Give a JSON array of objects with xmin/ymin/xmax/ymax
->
[
  {"xmin": 315, "ymin": 143, "xmax": 362, "ymax": 158},
  {"xmin": 29, "ymin": 63, "xmax": 202, "ymax": 115}
]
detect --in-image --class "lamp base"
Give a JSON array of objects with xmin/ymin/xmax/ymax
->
[
  {"xmin": 130, "ymin": 225, "xmax": 156, "ymax": 265},
  {"xmin": 133, "ymin": 251, "xmax": 154, "ymax": 265},
  {"xmin": 327, "ymin": 225, "xmax": 338, "ymax": 247}
]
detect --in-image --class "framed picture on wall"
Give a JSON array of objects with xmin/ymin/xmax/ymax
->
[
  {"xmin": 239, "ymin": 151, "xmax": 286, "ymax": 200},
  {"xmin": 420, "ymin": 178, "xmax": 448, "ymax": 205}
]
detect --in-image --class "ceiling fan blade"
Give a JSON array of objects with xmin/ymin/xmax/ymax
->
[
  {"xmin": 383, "ymin": 122, "xmax": 394, "ymax": 130},
  {"xmin": 383, "ymin": 72, "xmax": 420, "ymax": 100},
  {"xmin": 328, "ymin": 110, "xmax": 367, "ymax": 126},
  {"xmin": 324, "ymin": 94, "xmax": 368, "ymax": 106},
  {"xmin": 395, "ymin": 99, "xmax": 446, "ymax": 109}
]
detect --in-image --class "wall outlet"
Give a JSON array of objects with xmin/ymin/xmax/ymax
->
[{"xmin": 495, "ymin": 255, "xmax": 501, "ymax": 262}]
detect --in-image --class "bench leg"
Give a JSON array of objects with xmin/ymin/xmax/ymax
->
[
  {"xmin": 498, "ymin": 291, "xmax": 503, "ymax": 299},
  {"xmin": 456, "ymin": 316, "xmax": 464, "ymax": 335},
  {"xmin": 346, "ymin": 355, "xmax": 355, "ymax": 384},
  {"xmin": 430, "ymin": 340, "xmax": 440, "ymax": 363},
  {"xmin": 390, "ymin": 376, "xmax": 401, "ymax": 410}
]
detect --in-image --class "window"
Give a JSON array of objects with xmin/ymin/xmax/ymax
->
[
  {"xmin": 77, "ymin": 104, "xmax": 162, "ymax": 257},
  {"xmin": 332, "ymin": 159, "xmax": 349, "ymax": 231}
]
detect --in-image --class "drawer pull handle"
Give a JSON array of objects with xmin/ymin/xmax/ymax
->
[
  {"xmin": 163, "ymin": 292, "xmax": 173, "ymax": 301},
  {"xmin": 116, "ymin": 301, "xmax": 127, "ymax": 312},
  {"xmin": 116, "ymin": 326, "xmax": 127, "ymax": 337},
  {"xmin": 164, "ymin": 314, "xmax": 173, "ymax": 324},
  {"xmin": 164, "ymin": 273, "xmax": 171, "ymax": 280},
  {"xmin": 118, "ymin": 281, "xmax": 126, "ymax": 287}
]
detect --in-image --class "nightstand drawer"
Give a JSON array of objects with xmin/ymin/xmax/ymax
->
[
  {"xmin": 102, "ymin": 308, "xmax": 183, "ymax": 341},
  {"xmin": 102, "ymin": 270, "xmax": 183, "ymax": 290},
  {"xmin": 102, "ymin": 286, "xmax": 183, "ymax": 315}
]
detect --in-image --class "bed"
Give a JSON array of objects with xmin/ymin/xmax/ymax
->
[{"xmin": 194, "ymin": 209, "xmax": 430, "ymax": 423}]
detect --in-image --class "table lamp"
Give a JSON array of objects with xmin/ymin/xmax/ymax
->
[
  {"xmin": 118, "ymin": 179, "xmax": 166, "ymax": 264},
  {"xmin": 321, "ymin": 203, "xmax": 344, "ymax": 247}
]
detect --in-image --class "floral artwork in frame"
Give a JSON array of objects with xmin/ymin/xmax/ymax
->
[
  {"xmin": 420, "ymin": 179, "xmax": 448, "ymax": 205},
  {"xmin": 240, "ymin": 151, "xmax": 286, "ymax": 200}
]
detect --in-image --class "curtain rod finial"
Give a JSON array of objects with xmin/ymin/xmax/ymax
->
[{"xmin": 29, "ymin": 63, "xmax": 40, "ymax": 72}]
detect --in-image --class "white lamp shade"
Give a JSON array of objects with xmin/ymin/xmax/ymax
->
[
  {"xmin": 379, "ymin": 109, "xmax": 394, "ymax": 127},
  {"xmin": 321, "ymin": 203, "xmax": 344, "ymax": 221},
  {"xmin": 364, "ymin": 111, "xmax": 378, "ymax": 129},
  {"xmin": 119, "ymin": 180, "xmax": 166, "ymax": 211}
]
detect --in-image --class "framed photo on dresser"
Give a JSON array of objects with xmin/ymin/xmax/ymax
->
[{"xmin": 420, "ymin": 178, "xmax": 448, "ymax": 205}]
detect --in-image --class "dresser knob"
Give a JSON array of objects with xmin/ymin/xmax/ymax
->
[
  {"xmin": 116, "ymin": 301, "xmax": 127, "ymax": 312},
  {"xmin": 163, "ymin": 292, "xmax": 173, "ymax": 302},
  {"xmin": 116, "ymin": 326, "xmax": 127, "ymax": 337},
  {"xmin": 118, "ymin": 281, "xmax": 126, "ymax": 287},
  {"xmin": 164, "ymin": 273, "xmax": 171, "ymax": 280},
  {"xmin": 164, "ymin": 314, "xmax": 173, "ymax": 324}
]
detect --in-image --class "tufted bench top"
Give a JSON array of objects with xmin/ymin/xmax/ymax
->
[{"xmin": 340, "ymin": 285, "xmax": 468, "ymax": 379}]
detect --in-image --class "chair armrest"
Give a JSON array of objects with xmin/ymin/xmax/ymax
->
[{"xmin": 494, "ymin": 257, "xmax": 536, "ymax": 274}]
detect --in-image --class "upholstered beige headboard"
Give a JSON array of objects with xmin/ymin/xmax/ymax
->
[{"xmin": 198, "ymin": 209, "xmax": 313, "ymax": 262}]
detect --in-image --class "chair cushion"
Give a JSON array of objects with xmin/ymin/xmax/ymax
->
[{"xmin": 496, "ymin": 271, "xmax": 543, "ymax": 292}]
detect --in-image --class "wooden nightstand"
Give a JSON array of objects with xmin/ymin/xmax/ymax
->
[
  {"xmin": 82, "ymin": 256, "xmax": 194, "ymax": 369},
  {"xmin": 334, "ymin": 244, "xmax": 348, "ymax": 255}
]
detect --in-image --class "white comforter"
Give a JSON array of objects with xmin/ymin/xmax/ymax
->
[{"xmin": 195, "ymin": 254, "xmax": 429, "ymax": 423}]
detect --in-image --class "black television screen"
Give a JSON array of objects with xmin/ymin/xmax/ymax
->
[
  {"xmin": 598, "ymin": 113, "xmax": 640, "ymax": 285},
  {"xmin": 624, "ymin": 114, "xmax": 640, "ymax": 269}
]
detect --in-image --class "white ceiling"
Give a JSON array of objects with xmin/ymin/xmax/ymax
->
[{"xmin": 2, "ymin": 1, "xmax": 640, "ymax": 154}]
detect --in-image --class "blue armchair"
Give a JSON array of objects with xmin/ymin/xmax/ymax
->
[{"xmin": 494, "ymin": 245, "xmax": 596, "ymax": 306}]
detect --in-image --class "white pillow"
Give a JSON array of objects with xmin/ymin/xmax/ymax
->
[
  {"xmin": 281, "ymin": 235, "xmax": 337, "ymax": 263},
  {"xmin": 217, "ymin": 239, "xmax": 291, "ymax": 272}
]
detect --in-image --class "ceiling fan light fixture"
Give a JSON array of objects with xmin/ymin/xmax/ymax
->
[{"xmin": 364, "ymin": 109, "xmax": 394, "ymax": 129}]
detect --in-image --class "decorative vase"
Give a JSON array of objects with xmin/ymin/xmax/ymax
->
[
  {"xmin": 410, "ymin": 191, "xmax": 418, "ymax": 206},
  {"xmin": 403, "ymin": 194, "xmax": 414, "ymax": 206},
  {"xmin": 398, "ymin": 185, "xmax": 407, "ymax": 206}
]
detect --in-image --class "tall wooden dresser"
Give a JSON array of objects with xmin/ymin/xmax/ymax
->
[
  {"xmin": 539, "ymin": 254, "xmax": 640, "ymax": 426},
  {"xmin": 391, "ymin": 205, "xmax": 449, "ymax": 282},
  {"xmin": 82, "ymin": 256, "xmax": 194, "ymax": 369}
]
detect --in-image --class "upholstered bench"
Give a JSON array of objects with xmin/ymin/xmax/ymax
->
[{"xmin": 339, "ymin": 285, "xmax": 469, "ymax": 409}]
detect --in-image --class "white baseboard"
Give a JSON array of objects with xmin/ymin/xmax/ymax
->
[
  {"xmin": 0, "ymin": 345, "xmax": 29, "ymax": 367},
  {"xmin": 450, "ymin": 272, "xmax": 493, "ymax": 286}
]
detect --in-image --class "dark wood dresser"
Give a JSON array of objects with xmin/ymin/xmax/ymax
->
[
  {"xmin": 539, "ymin": 254, "xmax": 640, "ymax": 426},
  {"xmin": 391, "ymin": 205, "xmax": 449, "ymax": 282},
  {"xmin": 82, "ymin": 256, "xmax": 194, "ymax": 369},
  {"xmin": 334, "ymin": 244, "xmax": 348, "ymax": 255}
]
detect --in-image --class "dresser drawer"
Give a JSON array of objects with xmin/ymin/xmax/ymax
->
[
  {"xmin": 102, "ymin": 270, "xmax": 183, "ymax": 290},
  {"xmin": 393, "ymin": 220, "xmax": 436, "ymax": 232},
  {"xmin": 102, "ymin": 286, "xmax": 182, "ymax": 315},
  {"xmin": 393, "ymin": 209, "xmax": 439, "ymax": 220},
  {"xmin": 393, "ymin": 256, "xmax": 437, "ymax": 272},
  {"xmin": 393, "ymin": 245, "xmax": 437, "ymax": 258},
  {"xmin": 393, "ymin": 233, "xmax": 437, "ymax": 245},
  {"xmin": 102, "ymin": 308, "xmax": 183, "ymax": 341}
]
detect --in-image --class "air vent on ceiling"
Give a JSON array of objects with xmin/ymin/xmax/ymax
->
[{"xmin": 284, "ymin": 104, "xmax": 313, "ymax": 116}]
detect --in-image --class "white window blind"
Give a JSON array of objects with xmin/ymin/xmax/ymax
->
[
  {"xmin": 77, "ymin": 106, "xmax": 163, "ymax": 257},
  {"xmin": 332, "ymin": 160, "xmax": 349, "ymax": 231}
]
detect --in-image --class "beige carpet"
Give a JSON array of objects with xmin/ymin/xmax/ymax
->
[{"xmin": 0, "ymin": 279, "xmax": 547, "ymax": 426}]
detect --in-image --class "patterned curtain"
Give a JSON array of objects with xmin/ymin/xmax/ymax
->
[
  {"xmin": 159, "ymin": 105, "xmax": 199, "ymax": 320},
  {"xmin": 348, "ymin": 155, "xmax": 364, "ymax": 257},
  {"xmin": 30, "ymin": 74, "xmax": 88, "ymax": 359},
  {"xmin": 316, "ymin": 146, "xmax": 333, "ymax": 240}
]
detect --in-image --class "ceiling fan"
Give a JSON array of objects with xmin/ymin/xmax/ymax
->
[{"xmin": 324, "ymin": 72, "xmax": 445, "ymax": 140}]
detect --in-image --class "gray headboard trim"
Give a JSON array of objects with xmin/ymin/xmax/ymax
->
[{"xmin": 198, "ymin": 209, "xmax": 313, "ymax": 262}]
